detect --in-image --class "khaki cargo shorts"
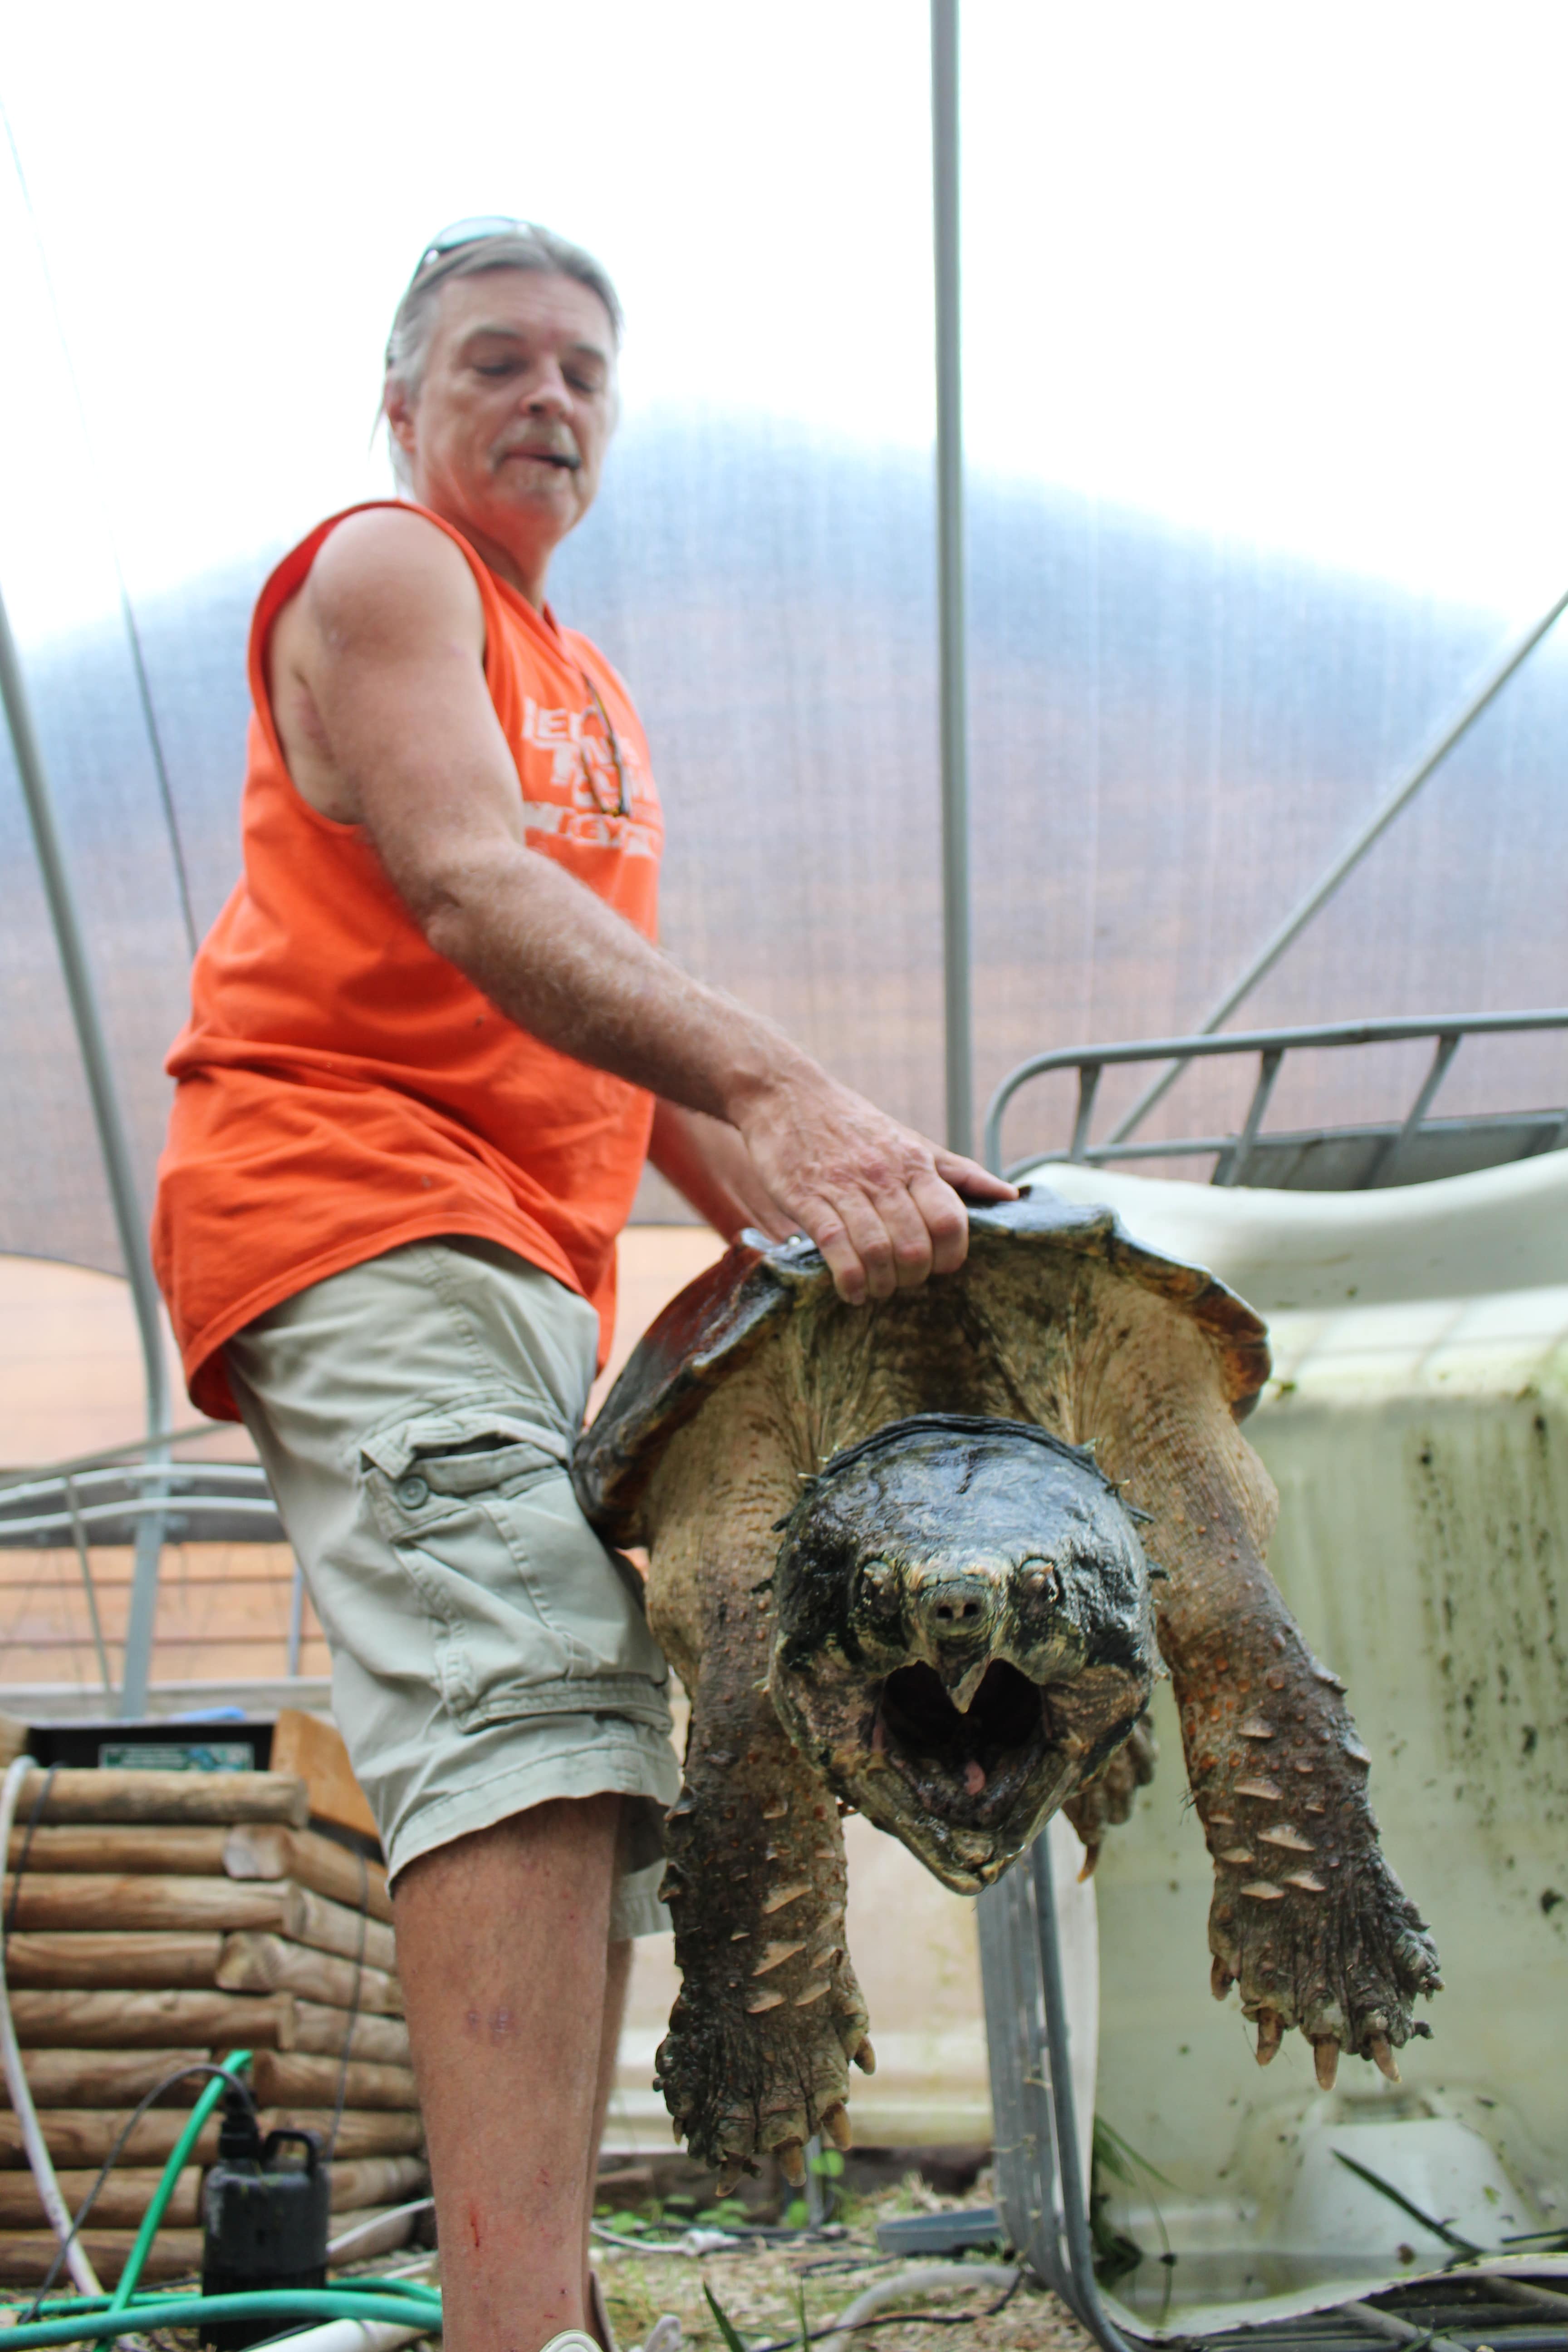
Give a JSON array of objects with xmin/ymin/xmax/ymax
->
[{"xmin": 226, "ymin": 1238, "xmax": 680, "ymax": 1936}]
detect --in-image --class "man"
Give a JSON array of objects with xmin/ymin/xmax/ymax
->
[{"xmin": 153, "ymin": 220, "xmax": 1011, "ymax": 2352}]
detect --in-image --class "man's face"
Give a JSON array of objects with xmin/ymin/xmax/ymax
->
[{"xmin": 390, "ymin": 268, "xmax": 617, "ymax": 567}]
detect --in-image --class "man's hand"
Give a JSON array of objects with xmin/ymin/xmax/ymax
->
[
  {"xmin": 652, "ymin": 1092, "xmax": 1015, "ymax": 1306},
  {"xmin": 728, "ymin": 1064, "xmax": 1014, "ymax": 1304}
]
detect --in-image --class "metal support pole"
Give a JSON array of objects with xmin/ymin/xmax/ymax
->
[
  {"xmin": 0, "ymin": 578, "xmax": 170, "ymax": 1712},
  {"xmin": 286, "ymin": 1559, "xmax": 306, "ymax": 1679},
  {"xmin": 1029, "ymin": 1838, "xmax": 1135, "ymax": 2352},
  {"xmin": 1108, "ymin": 581, "xmax": 1568, "ymax": 1145},
  {"xmin": 932, "ymin": 0, "xmax": 974, "ymax": 1158}
]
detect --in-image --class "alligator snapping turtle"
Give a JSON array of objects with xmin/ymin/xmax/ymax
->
[{"xmin": 573, "ymin": 1191, "xmax": 1440, "ymax": 2184}]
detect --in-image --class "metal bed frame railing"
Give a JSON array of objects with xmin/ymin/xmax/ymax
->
[
  {"xmin": 976, "ymin": 1009, "xmax": 1568, "ymax": 2350},
  {"xmin": 984, "ymin": 1009, "xmax": 1568, "ymax": 1188}
]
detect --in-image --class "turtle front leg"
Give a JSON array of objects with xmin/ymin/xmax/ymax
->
[
  {"xmin": 1096, "ymin": 1333, "xmax": 1441, "ymax": 2080},
  {"xmin": 657, "ymin": 1632, "xmax": 872, "ymax": 2185}
]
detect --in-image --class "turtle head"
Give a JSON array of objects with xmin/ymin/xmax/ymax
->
[{"xmin": 767, "ymin": 1415, "xmax": 1158, "ymax": 1893}]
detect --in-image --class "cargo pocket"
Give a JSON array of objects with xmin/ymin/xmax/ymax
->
[{"xmin": 358, "ymin": 1401, "xmax": 671, "ymax": 1734}]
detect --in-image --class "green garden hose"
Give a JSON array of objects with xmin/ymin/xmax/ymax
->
[{"xmin": 0, "ymin": 2286, "xmax": 444, "ymax": 2348}]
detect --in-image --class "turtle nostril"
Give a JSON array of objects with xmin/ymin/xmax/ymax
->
[{"xmin": 919, "ymin": 1578, "xmax": 995, "ymax": 1638}]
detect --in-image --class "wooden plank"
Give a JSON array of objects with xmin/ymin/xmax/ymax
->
[
  {"xmin": 6, "ymin": 1825, "xmax": 230, "ymax": 1875},
  {"xmin": 325, "ymin": 2156, "xmax": 428, "ymax": 2214},
  {"xmin": 0, "ymin": 2166, "xmax": 200, "ymax": 2228},
  {"xmin": 271, "ymin": 1713, "xmax": 379, "ymax": 1842},
  {"xmin": 259, "ymin": 2109, "xmax": 426, "ymax": 2160},
  {"xmin": 0, "ymin": 2049, "xmax": 207, "ymax": 2109},
  {"xmin": 0, "ymin": 2107, "xmax": 421, "ymax": 2167},
  {"xmin": 292, "ymin": 2001, "xmax": 410, "ymax": 2067},
  {"xmin": 14, "ymin": 1770, "xmax": 309, "ymax": 1828},
  {"xmin": 5, "ymin": 1988, "xmax": 293, "ymax": 2051},
  {"xmin": 251, "ymin": 2050, "xmax": 418, "ymax": 2112},
  {"xmin": 222, "ymin": 1823, "xmax": 393, "ymax": 1924},
  {"xmin": 0, "ymin": 1875, "xmax": 291, "ymax": 1933},
  {"xmin": 216, "ymin": 1931, "xmax": 402, "ymax": 2014},
  {"xmin": 1, "ymin": 1932, "xmax": 223, "ymax": 1989},
  {"xmin": 0, "ymin": 2226, "xmax": 202, "ymax": 2284},
  {"xmin": 289, "ymin": 1886, "xmax": 397, "ymax": 1974},
  {"xmin": 0, "ymin": 2110, "xmax": 223, "ymax": 2170}
]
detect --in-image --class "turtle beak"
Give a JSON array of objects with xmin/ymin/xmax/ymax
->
[{"xmin": 944, "ymin": 1656, "xmax": 993, "ymax": 1714}]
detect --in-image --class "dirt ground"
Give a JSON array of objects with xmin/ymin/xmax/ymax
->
[{"xmin": 590, "ymin": 2175, "xmax": 1095, "ymax": 2352}]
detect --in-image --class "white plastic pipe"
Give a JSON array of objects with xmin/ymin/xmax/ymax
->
[
  {"xmin": 263, "ymin": 2261, "xmax": 441, "ymax": 2352},
  {"xmin": 820, "ymin": 2262, "xmax": 1019, "ymax": 2352},
  {"xmin": 245, "ymin": 2317, "xmax": 429, "ymax": 2352},
  {"xmin": 0, "ymin": 1757, "xmax": 103, "ymax": 2296}
]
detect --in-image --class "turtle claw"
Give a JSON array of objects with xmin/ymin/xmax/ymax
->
[
  {"xmin": 1254, "ymin": 2009, "xmax": 1283, "ymax": 2066},
  {"xmin": 853, "ymin": 2036, "xmax": 877, "ymax": 2075},
  {"xmin": 656, "ymin": 1939, "xmax": 869, "ymax": 2172},
  {"xmin": 823, "ymin": 2101, "xmax": 853, "ymax": 2151},
  {"xmin": 1314, "ymin": 2038, "xmax": 1340, "ymax": 2091},
  {"xmin": 778, "ymin": 2140, "xmax": 807, "ymax": 2187},
  {"xmin": 1369, "ymin": 2034, "xmax": 1400, "ymax": 2083},
  {"xmin": 1211, "ymin": 1954, "xmax": 1235, "ymax": 2003}
]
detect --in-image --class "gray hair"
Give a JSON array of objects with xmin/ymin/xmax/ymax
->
[{"xmin": 383, "ymin": 223, "xmax": 623, "ymax": 487}]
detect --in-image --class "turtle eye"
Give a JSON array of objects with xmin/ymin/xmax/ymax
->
[{"xmin": 1019, "ymin": 1556, "xmax": 1061, "ymax": 1602}]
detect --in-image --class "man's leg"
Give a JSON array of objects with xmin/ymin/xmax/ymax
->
[
  {"xmin": 583, "ymin": 1936, "xmax": 632, "ymax": 2350},
  {"xmin": 395, "ymin": 1794, "xmax": 622, "ymax": 2352}
]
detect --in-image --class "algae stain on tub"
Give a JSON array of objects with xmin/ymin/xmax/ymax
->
[{"xmin": 1405, "ymin": 1400, "xmax": 1568, "ymax": 1845}]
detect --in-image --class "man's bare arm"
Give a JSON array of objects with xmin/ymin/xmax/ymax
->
[{"xmin": 289, "ymin": 508, "xmax": 1013, "ymax": 1303}]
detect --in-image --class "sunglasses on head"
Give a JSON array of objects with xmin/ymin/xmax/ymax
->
[{"xmin": 414, "ymin": 216, "xmax": 538, "ymax": 275}]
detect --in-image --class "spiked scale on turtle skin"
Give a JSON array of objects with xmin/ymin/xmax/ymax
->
[{"xmin": 573, "ymin": 1189, "xmax": 1441, "ymax": 2179}]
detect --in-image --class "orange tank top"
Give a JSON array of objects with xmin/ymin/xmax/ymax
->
[{"xmin": 153, "ymin": 501, "xmax": 663, "ymax": 1422}]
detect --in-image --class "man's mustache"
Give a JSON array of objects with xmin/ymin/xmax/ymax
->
[{"xmin": 496, "ymin": 436, "xmax": 583, "ymax": 472}]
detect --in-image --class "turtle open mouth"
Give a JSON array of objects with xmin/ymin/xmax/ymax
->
[{"xmin": 873, "ymin": 1658, "xmax": 1051, "ymax": 1815}]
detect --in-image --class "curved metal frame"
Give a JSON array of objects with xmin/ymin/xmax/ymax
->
[{"xmin": 0, "ymin": 580, "xmax": 174, "ymax": 1716}]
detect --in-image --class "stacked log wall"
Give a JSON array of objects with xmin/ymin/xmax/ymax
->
[{"xmin": 0, "ymin": 1769, "xmax": 426, "ymax": 2283}]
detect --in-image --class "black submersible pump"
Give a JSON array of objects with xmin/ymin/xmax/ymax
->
[{"xmin": 200, "ymin": 2084, "xmax": 329, "ymax": 2350}]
